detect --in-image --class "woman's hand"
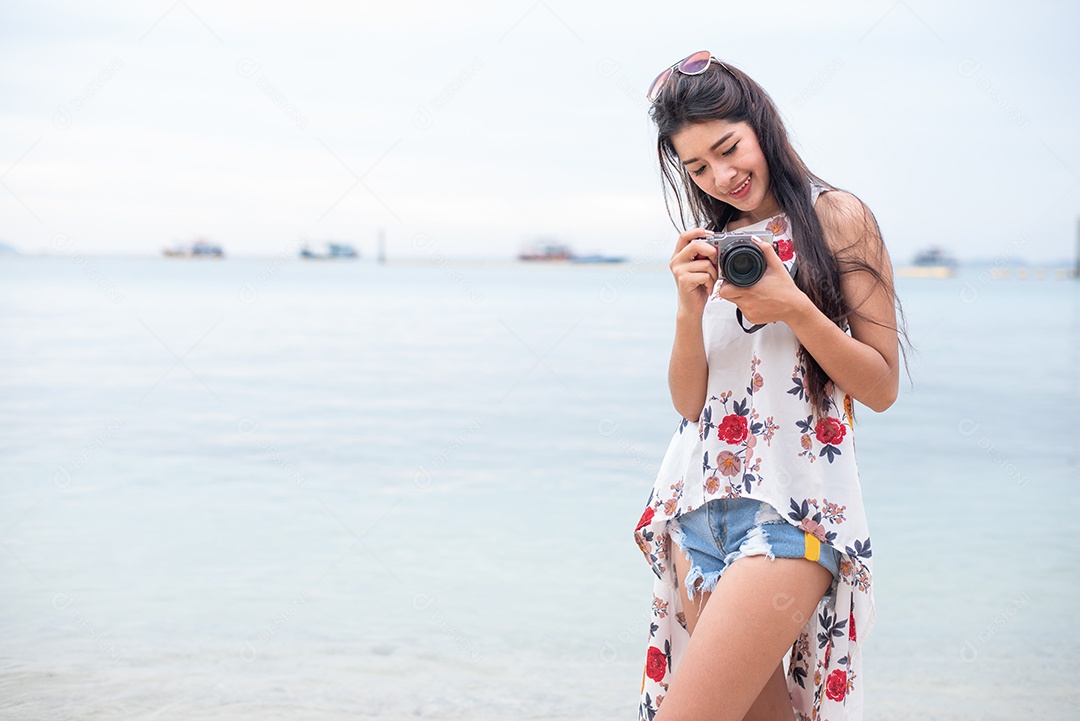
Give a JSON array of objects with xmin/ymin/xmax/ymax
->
[
  {"xmin": 670, "ymin": 228, "xmax": 719, "ymax": 317},
  {"xmin": 717, "ymin": 238, "xmax": 812, "ymax": 325}
]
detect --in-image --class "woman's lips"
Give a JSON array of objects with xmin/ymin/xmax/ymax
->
[{"xmin": 728, "ymin": 174, "xmax": 751, "ymax": 200}]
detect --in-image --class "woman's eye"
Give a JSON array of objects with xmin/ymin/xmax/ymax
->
[
  {"xmin": 691, "ymin": 166, "xmax": 707, "ymax": 177},
  {"xmin": 722, "ymin": 142, "xmax": 739, "ymax": 157}
]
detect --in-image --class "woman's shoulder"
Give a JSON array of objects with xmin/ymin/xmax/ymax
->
[
  {"xmin": 813, "ymin": 189, "xmax": 881, "ymax": 256},
  {"xmin": 814, "ymin": 187, "xmax": 869, "ymax": 219}
]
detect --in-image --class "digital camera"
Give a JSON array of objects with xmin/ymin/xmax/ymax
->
[{"xmin": 704, "ymin": 231, "xmax": 776, "ymax": 287}]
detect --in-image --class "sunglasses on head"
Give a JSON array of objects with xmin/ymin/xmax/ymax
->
[{"xmin": 646, "ymin": 50, "xmax": 730, "ymax": 103}]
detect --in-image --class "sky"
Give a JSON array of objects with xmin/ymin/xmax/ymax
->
[{"xmin": 1, "ymin": 0, "xmax": 1077, "ymax": 263}]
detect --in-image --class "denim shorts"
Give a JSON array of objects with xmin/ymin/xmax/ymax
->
[{"xmin": 670, "ymin": 496, "xmax": 840, "ymax": 601}]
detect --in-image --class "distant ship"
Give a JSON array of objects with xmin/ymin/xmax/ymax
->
[
  {"xmin": 163, "ymin": 239, "xmax": 224, "ymax": 258},
  {"xmin": 300, "ymin": 242, "xmax": 359, "ymax": 260},
  {"xmin": 897, "ymin": 246, "xmax": 957, "ymax": 278},
  {"xmin": 518, "ymin": 241, "xmax": 574, "ymax": 262},
  {"xmin": 518, "ymin": 240, "xmax": 626, "ymax": 263}
]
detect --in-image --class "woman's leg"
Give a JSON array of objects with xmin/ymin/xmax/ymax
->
[
  {"xmin": 741, "ymin": 662, "xmax": 797, "ymax": 721},
  {"xmin": 661, "ymin": 552, "xmax": 831, "ymax": 721}
]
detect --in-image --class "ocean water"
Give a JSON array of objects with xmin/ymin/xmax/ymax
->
[{"xmin": 0, "ymin": 255, "xmax": 1077, "ymax": 720}]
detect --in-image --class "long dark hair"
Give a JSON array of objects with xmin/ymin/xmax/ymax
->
[{"xmin": 650, "ymin": 59, "xmax": 903, "ymax": 418}]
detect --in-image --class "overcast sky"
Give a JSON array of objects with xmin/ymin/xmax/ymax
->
[{"xmin": 1, "ymin": 0, "xmax": 1077, "ymax": 263}]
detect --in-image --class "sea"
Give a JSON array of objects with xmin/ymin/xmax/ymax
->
[{"xmin": 1, "ymin": 254, "xmax": 1077, "ymax": 720}]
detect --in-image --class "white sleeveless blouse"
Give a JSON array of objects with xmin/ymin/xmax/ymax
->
[{"xmin": 633, "ymin": 186, "xmax": 875, "ymax": 720}]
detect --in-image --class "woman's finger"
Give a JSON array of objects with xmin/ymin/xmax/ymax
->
[
  {"xmin": 753, "ymin": 237, "xmax": 786, "ymax": 273},
  {"xmin": 673, "ymin": 228, "xmax": 713, "ymax": 254}
]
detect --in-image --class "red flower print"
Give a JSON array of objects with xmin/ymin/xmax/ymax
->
[
  {"xmin": 766, "ymin": 216, "xmax": 788, "ymax": 235},
  {"xmin": 825, "ymin": 669, "xmax": 847, "ymax": 701},
  {"xmin": 849, "ymin": 609, "xmax": 857, "ymax": 642},
  {"xmin": 717, "ymin": 414, "xmax": 748, "ymax": 444},
  {"xmin": 717, "ymin": 451, "xmax": 742, "ymax": 477},
  {"xmin": 635, "ymin": 506, "xmax": 655, "ymax": 531},
  {"xmin": 814, "ymin": 416, "xmax": 846, "ymax": 446},
  {"xmin": 775, "ymin": 238, "xmax": 794, "ymax": 261},
  {"xmin": 646, "ymin": 645, "xmax": 667, "ymax": 682}
]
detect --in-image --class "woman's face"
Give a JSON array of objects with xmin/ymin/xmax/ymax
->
[{"xmin": 669, "ymin": 119, "xmax": 781, "ymax": 223}]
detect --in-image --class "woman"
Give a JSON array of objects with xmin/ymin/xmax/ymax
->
[{"xmin": 633, "ymin": 51, "xmax": 902, "ymax": 721}]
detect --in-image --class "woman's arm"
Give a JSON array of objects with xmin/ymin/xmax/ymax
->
[
  {"xmin": 719, "ymin": 192, "xmax": 900, "ymax": 412},
  {"xmin": 669, "ymin": 307, "xmax": 710, "ymax": 421},
  {"xmin": 793, "ymin": 191, "xmax": 899, "ymax": 411},
  {"xmin": 668, "ymin": 228, "xmax": 719, "ymax": 421}
]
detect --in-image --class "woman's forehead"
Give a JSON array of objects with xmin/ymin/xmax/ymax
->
[{"xmin": 671, "ymin": 119, "xmax": 752, "ymax": 157}]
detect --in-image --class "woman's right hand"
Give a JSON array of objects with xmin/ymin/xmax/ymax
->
[{"xmin": 669, "ymin": 228, "xmax": 719, "ymax": 316}]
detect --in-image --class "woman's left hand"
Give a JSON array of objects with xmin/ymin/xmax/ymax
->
[{"xmin": 717, "ymin": 238, "xmax": 810, "ymax": 326}]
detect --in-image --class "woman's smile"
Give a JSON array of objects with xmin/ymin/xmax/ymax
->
[{"xmin": 726, "ymin": 173, "xmax": 752, "ymax": 200}]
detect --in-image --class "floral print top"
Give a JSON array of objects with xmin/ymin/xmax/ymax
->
[{"xmin": 633, "ymin": 186, "xmax": 875, "ymax": 721}]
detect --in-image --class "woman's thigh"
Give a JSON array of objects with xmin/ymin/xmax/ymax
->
[{"xmin": 657, "ymin": 554, "xmax": 831, "ymax": 721}]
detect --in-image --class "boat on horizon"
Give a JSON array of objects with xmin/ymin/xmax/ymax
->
[
  {"xmin": 163, "ymin": 239, "xmax": 224, "ymax": 258},
  {"xmin": 300, "ymin": 242, "xmax": 359, "ymax": 260},
  {"xmin": 897, "ymin": 246, "xmax": 957, "ymax": 278},
  {"xmin": 518, "ymin": 239, "xmax": 626, "ymax": 264},
  {"xmin": 518, "ymin": 241, "xmax": 574, "ymax": 262}
]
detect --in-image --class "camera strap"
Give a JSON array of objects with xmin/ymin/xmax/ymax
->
[
  {"xmin": 735, "ymin": 257, "xmax": 799, "ymax": 334},
  {"xmin": 735, "ymin": 308, "xmax": 765, "ymax": 334}
]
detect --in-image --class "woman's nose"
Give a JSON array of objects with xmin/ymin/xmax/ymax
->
[{"xmin": 714, "ymin": 164, "xmax": 737, "ymax": 192}]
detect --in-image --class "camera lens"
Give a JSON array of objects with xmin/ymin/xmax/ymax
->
[{"xmin": 720, "ymin": 242, "xmax": 766, "ymax": 286}]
